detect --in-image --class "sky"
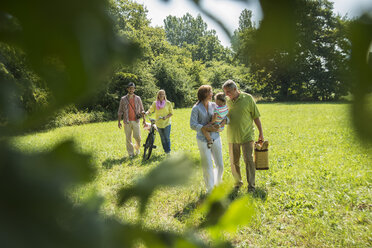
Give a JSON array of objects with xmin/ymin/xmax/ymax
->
[{"xmin": 136, "ymin": 0, "xmax": 372, "ymax": 47}]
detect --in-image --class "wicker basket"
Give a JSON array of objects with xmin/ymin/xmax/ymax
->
[{"xmin": 254, "ymin": 148, "xmax": 269, "ymax": 170}]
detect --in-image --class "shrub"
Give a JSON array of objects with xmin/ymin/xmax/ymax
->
[
  {"xmin": 152, "ymin": 57, "xmax": 194, "ymax": 108},
  {"xmin": 46, "ymin": 106, "xmax": 111, "ymax": 128}
]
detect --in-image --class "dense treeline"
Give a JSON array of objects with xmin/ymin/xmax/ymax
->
[
  {"xmin": 0, "ymin": 0, "xmax": 353, "ymax": 121},
  {"xmin": 232, "ymin": 2, "xmax": 351, "ymax": 101}
]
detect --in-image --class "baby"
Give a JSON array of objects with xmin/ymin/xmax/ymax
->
[{"xmin": 202, "ymin": 92, "xmax": 228, "ymax": 148}]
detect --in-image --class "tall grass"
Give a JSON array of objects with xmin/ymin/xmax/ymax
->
[{"xmin": 12, "ymin": 103, "xmax": 372, "ymax": 247}]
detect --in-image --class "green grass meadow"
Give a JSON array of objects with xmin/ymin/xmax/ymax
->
[{"xmin": 12, "ymin": 103, "xmax": 372, "ymax": 247}]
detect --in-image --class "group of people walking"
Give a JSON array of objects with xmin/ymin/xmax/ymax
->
[
  {"xmin": 117, "ymin": 79, "xmax": 264, "ymax": 193},
  {"xmin": 118, "ymin": 83, "xmax": 173, "ymax": 157}
]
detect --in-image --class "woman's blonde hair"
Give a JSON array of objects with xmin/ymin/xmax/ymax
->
[{"xmin": 156, "ymin": 89, "xmax": 167, "ymax": 101}]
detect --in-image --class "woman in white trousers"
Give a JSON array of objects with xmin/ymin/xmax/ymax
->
[{"xmin": 190, "ymin": 85, "xmax": 226, "ymax": 193}]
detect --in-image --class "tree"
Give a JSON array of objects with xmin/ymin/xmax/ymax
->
[
  {"xmin": 238, "ymin": 9, "xmax": 254, "ymax": 31},
  {"xmin": 164, "ymin": 13, "xmax": 228, "ymax": 63},
  {"xmin": 189, "ymin": 30, "xmax": 225, "ymax": 62},
  {"xmin": 231, "ymin": 9, "xmax": 255, "ymax": 62},
  {"xmin": 204, "ymin": 61, "xmax": 254, "ymax": 94},
  {"xmin": 235, "ymin": 0, "xmax": 351, "ymax": 101},
  {"xmin": 109, "ymin": 0, "xmax": 150, "ymax": 32},
  {"xmin": 0, "ymin": 43, "xmax": 49, "ymax": 117},
  {"xmin": 164, "ymin": 13, "xmax": 207, "ymax": 47},
  {"xmin": 152, "ymin": 56, "xmax": 194, "ymax": 108}
]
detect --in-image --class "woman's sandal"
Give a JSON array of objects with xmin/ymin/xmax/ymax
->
[{"xmin": 207, "ymin": 140, "xmax": 213, "ymax": 149}]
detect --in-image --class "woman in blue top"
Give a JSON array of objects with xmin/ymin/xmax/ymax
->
[{"xmin": 190, "ymin": 85, "xmax": 226, "ymax": 193}]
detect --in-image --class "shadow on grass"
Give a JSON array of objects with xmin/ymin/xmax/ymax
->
[
  {"xmin": 250, "ymin": 186, "xmax": 268, "ymax": 201},
  {"xmin": 174, "ymin": 186, "xmax": 266, "ymax": 224},
  {"xmin": 102, "ymin": 152, "xmax": 165, "ymax": 169},
  {"xmin": 228, "ymin": 186, "xmax": 241, "ymax": 201},
  {"xmin": 141, "ymin": 153, "xmax": 164, "ymax": 165},
  {"xmin": 102, "ymin": 157, "xmax": 132, "ymax": 169},
  {"xmin": 174, "ymin": 192, "xmax": 208, "ymax": 223}
]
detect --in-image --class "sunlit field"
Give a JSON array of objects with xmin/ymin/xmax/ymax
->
[{"xmin": 12, "ymin": 103, "xmax": 372, "ymax": 247}]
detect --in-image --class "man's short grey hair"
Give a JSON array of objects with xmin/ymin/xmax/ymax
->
[{"xmin": 222, "ymin": 79, "xmax": 237, "ymax": 90}]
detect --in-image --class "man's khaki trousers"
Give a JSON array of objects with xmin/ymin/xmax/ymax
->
[
  {"xmin": 124, "ymin": 121, "xmax": 141, "ymax": 156},
  {"xmin": 229, "ymin": 141, "xmax": 255, "ymax": 190}
]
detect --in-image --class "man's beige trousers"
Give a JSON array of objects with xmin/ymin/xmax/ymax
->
[
  {"xmin": 124, "ymin": 121, "xmax": 141, "ymax": 156},
  {"xmin": 229, "ymin": 141, "xmax": 255, "ymax": 190}
]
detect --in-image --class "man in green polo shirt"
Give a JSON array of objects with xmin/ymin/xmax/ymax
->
[{"xmin": 222, "ymin": 79, "xmax": 264, "ymax": 192}]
